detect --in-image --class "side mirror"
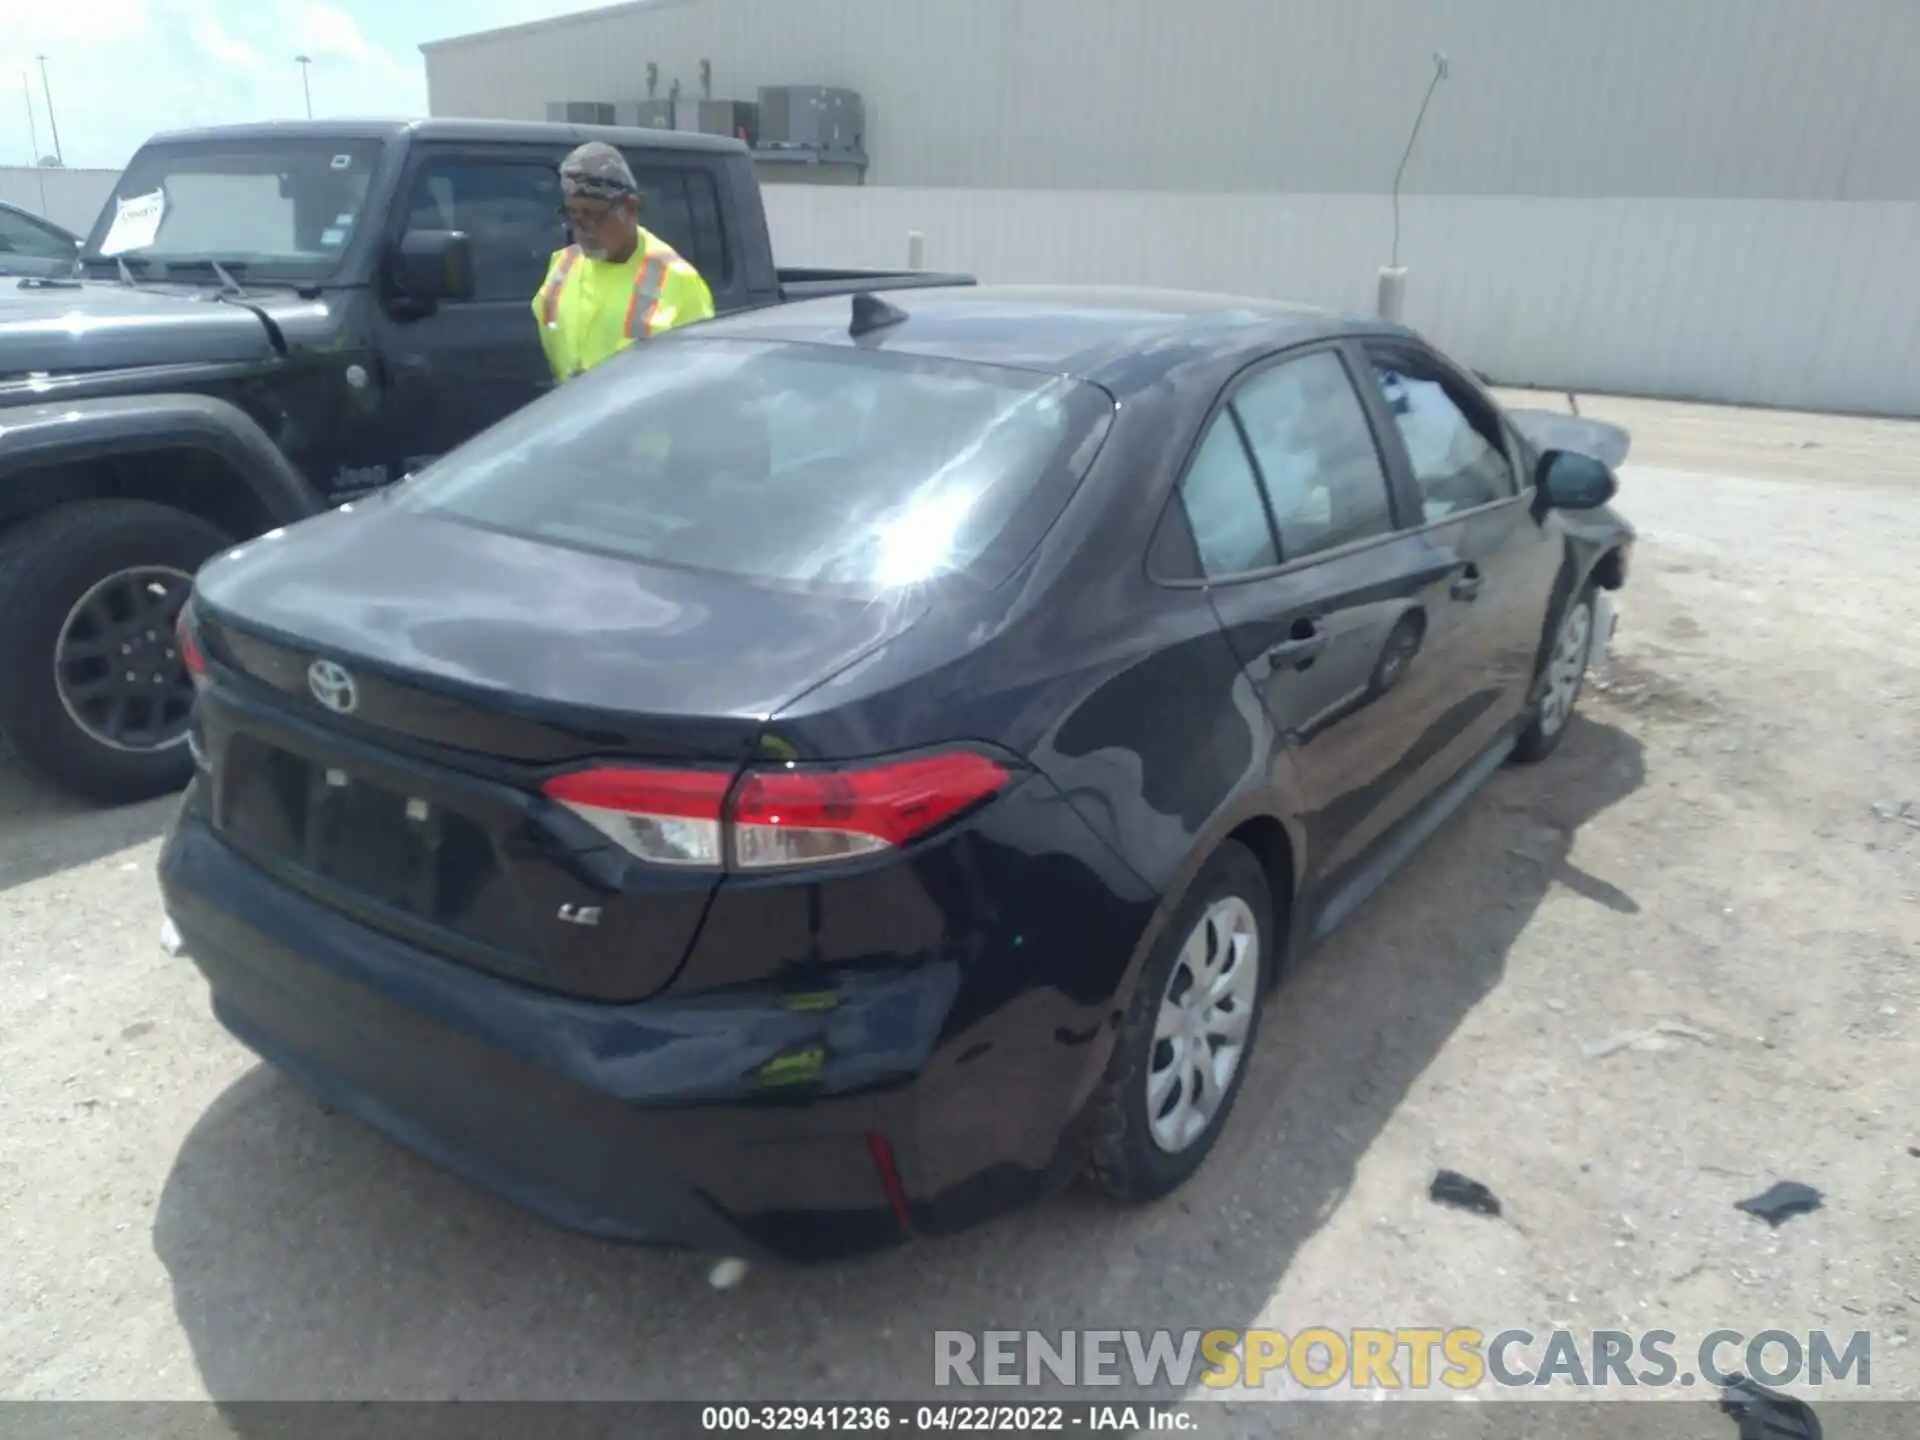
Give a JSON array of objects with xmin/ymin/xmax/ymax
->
[
  {"xmin": 389, "ymin": 229, "xmax": 475, "ymax": 305},
  {"xmin": 1536, "ymin": 449, "xmax": 1617, "ymax": 510}
]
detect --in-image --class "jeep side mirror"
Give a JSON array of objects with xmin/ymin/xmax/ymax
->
[
  {"xmin": 389, "ymin": 229, "xmax": 475, "ymax": 306},
  {"xmin": 1536, "ymin": 449, "xmax": 1616, "ymax": 510}
]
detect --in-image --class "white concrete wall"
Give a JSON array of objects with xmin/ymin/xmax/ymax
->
[
  {"xmin": 764, "ymin": 188, "xmax": 1920, "ymax": 418},
  {"xmin": 425, "ymin": 0, "xmax": 1920, "ymax": 201},
  {"xmin": 0, "ymin": 168, "xmax": 119, "ymax": 235}
]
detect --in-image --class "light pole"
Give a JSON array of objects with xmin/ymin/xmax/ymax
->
[
  {"xmin": 294, "ymin": 55, "xmax": 313, "ymax": 118},
  {"xmin": 1378, "ymin": 51, "xmax": 1450, "ymax": 323},
  {"xmin": 35, "ymin": 55, "xmax": 62, "ymax": 165}
]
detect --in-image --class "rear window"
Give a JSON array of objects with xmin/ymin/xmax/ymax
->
[{"xmin": 400, "ymin": 339, "xmax": 1113, "ymax": 591}]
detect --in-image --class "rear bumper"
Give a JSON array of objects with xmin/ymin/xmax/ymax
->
[{"xmin": 159, "ymin": 806, "xmax": 1052, "ymax": 1263}]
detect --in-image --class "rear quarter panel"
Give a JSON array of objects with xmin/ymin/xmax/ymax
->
[{"xmin": 755, "ymin": 389, "xmax": 1311, "ymax": 994}]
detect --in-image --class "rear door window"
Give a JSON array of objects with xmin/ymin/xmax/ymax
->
[
  {"xmin": 1177, "ymin": 414, "xmax": 1279, "ymax": 578},
  {"xmin": 625, "ymin": 163, "xmax": 731, "ymax": 286},
  {"xmin": 1231, "ymin": 350, "xmax": 1398, "ymax": 560}
]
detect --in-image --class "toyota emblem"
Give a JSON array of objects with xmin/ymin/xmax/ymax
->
[{"xmin": 307, "ymin": 659, "xmax": 359, "ymax": 714}]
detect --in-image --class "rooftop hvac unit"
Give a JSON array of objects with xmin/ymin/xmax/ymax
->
[
  {"xmin": 615, "ymin": 99, "xmax": 759, "ymax": 145},
  {"xmin": 546, "ymin": 101, "xmax": 615, "ymax": 126},
  {"xmin": 757, "ymin": 86, "xmax": 865, "ymax": 159}
]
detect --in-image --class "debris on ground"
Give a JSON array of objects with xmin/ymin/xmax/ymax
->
[
  {"xmin": 1907, "ymin": 1145, "xmax": 1919, "ymax": 1159},
  {"xmin": 1429, "ymin": 1170, "xmax": 1502, "ymax": 1218},
  {"xmin": 707, "ymin": 1257, "xmax": 750, "ymax": 1290},
  {"xmin": 1583, "ymin": 1021, "xmax": 1716, "ymax": 1059},
  {"xmin": 1734, "ymin": 1180, "xmax": 1824, "ymax": 1228},
  {"xmin": 1871, "ymin": 800, "xmax": 1920, "ymax": 828},
  {"xmin": 1719, "ymin": 1372, "xmax": 1824, "ymax": 1439}
]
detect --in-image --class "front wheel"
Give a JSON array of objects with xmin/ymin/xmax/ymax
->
[
  {"xmin": 1082, "ymin": 842, "xmax": 1273, "ymax": 1203},
  {"xmin": 0, "ymin": 500, "xmax": 232, "ymax": 804},
  {"xmin": 1513, "ymin": 581, "xmax": 1597, "ymax": 763}
]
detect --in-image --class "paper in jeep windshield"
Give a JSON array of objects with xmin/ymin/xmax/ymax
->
[{"xmin": 99, "ymin": 188, "xmax": 168, "ymax": 256}]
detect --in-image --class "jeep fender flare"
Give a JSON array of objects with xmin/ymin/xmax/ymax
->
[{"xmin": 0, "ymin": 391, "xmax": 324, "ymax": 527}]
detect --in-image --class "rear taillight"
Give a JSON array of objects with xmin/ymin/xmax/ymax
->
[
  {"xmin": 731, "ymin": 751, "xmax": 1010, "ymax": 869},
  {"xmin": 175, "ymin": 606, "xmax": 210, "ymax": 689},
  {"xmin": 541, "ymin": 750, "xmax": 1012, "ymax": 871},
  {"xmin": 541, "ymin": 766, "xmax": 732, "ymax": 867}
]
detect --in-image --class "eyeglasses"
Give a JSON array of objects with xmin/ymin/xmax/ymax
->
[{"xmin": 562, "ymin": 200, "xmax": 613, "ymax": 227}]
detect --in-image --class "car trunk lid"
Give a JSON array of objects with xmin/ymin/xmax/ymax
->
[{"xmin": 190, "ymin": 504, "xmax": 933, "ymax": 1002}]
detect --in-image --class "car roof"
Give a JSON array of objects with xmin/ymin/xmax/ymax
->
[
  {"xmin": 696, "ymin": 285, "xmax": 1413, "ymax": 394},
  {"xmin": 135, "ymin": 117, "xmax": 745, "ymax": 157}
]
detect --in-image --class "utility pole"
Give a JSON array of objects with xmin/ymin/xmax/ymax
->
[
  {"xmin": 21, "ymin": 73, "xmax": 49, "ymax": 213},
  {"xmin": 20, "ymin": 73, "xmax": 40, "ymax": 164},
  {"xmin": 35, "ymin": 55, "xmax": 62, "ymax": 165},
  {"xmin": 295, "ymin": 55, "xmax": 313, "ymax": 118}
]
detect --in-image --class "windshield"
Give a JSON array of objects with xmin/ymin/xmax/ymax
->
[
  {"xmin": 81, "ymin": 138, "xmax": 384, "ymax": 279},
  {"xmin": 399, "ymin": 339, "xmax": 1115, "ymax": 592}
]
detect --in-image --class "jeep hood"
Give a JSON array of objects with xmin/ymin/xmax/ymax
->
[{"xmin": 0, "ymin": 280, "xmax": 279, "ymax": 379}]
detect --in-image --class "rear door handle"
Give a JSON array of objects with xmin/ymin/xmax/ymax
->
[
  {"xmin": 1450, "ymin": 566, "xmax": 1484, "ymax": 602},
  {"xmin": 1266, "ymin": 631, "xmax": 1328, "ymax": 670}
]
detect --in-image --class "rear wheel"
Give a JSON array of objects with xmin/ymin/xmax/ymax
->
[
  {"xmin": 1082, "ymin": 842, "xmax": 1273, "ymax": 1203},
  {"xmin": 0, "ymin": 500, "xmax": 231, "ymax": 804},
  {"xmin": 1513, "ymin": 581, "xmax": 1596, "ymax": 763}
]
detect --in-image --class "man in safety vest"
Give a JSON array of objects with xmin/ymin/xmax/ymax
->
[{"xmin": 533, "ymin": 141, "xmax": 715, "ymax": 382}]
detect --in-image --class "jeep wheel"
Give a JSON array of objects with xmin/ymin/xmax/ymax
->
[{"xmin": 0, "ymin": 501, "xmax": 232, "ymax": 804}]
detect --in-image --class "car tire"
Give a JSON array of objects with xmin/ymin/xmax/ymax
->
[
  {"xmin": 1512, "ymin": 580, "xmax": 1597, "ymax": 764},
  {"xmin": 1082, "ymin": 841, "xmax": 1273, "ymax": 1204},
  {"xmin": 0, "ymin": 500, "xmax": 231, "ymax": 805}
]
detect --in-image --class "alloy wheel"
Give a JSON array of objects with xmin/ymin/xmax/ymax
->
[{"xmin": 53, "ymin": 566, "xmax": 196, "ymax": 753}]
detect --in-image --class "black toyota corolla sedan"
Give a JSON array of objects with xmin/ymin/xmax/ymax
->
[{"xmin": 159, "ymin": 285, "xmax": 1634, "ymax": 1261}]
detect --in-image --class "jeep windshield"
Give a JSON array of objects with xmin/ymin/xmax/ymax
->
[{"xmin": 79, "ymin": 137, "xmax": 383, "ymax": 282}]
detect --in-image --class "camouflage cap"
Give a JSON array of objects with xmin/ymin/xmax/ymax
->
[{"xmin": 558, "ymin": 141, "xmax": 637, "ymax": 201}]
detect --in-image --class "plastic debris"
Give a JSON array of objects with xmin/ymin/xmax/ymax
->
[
  {"xmin": 1583, "ymin": 1021, "xmax": 1715, "ymax": 1059},
  {"xmin": 708, "ymin": 1257, "xmax": 750, "ymax": 1290},
  {"xmin": 158, "ymin": 917, "xmax": 183, "ymax": 956},
  {"xmin": 1429, "ymin": 1170, "xmax": 1501, "ymax": 1218},
  {"xmin": 1734, "ymin": 1180, "xmax": 1823, "ymax": 1228},
  {"xmin": 1719, "ymin": 1372, "xmax": 1823, "ymax": 1439},
  {"xmin": 1870, "ymin": 800, "xmax": 1920, "ymax": 828}
]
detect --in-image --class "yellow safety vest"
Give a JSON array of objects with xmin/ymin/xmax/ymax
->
[{"xmin": 532, "ymin": 229, "xmax": 715, "ymax": 382}]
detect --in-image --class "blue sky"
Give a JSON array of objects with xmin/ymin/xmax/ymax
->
[{"xmin": 2, "ymin": 0, "xmax": 619, "ymax": 169}]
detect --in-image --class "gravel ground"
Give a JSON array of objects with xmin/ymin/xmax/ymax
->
[{"xmin": 1, "ymin": 394, "xmax": 1916, "ymax": 1424}]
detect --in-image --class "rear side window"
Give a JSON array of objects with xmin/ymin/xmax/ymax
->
[
  {"xmin": 400, "ymin": 339, "xmax": 1113, "ymax": 592},
  {"xmin": 627, "ymin": 164, "xmax": 731, "ymax": 287},
  {"xmin": 1178, "ymin": 415, "xmax": 1278, "ymax": 578},
  {"xmin": 1231, "ymin": 351, "xmax": 1396, "ymax": 560}
]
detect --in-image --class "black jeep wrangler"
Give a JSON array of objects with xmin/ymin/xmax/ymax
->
[{"xmin": 0, "ymin": 118, "xmax": 966, "ymax": 803}]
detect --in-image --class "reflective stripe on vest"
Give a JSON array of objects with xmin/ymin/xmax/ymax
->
[
  {"xmin": 624, "ymin": 253, "xmax": 670, "ymax": 341},
  {"xmin": 540, "ymin": 246, "xmax": 582, "ymax": 328}
]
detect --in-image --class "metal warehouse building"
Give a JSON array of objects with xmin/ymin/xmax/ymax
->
[{"xmin": 423, "ymin": 0, "xmax": 1920, "ymax": 416}]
